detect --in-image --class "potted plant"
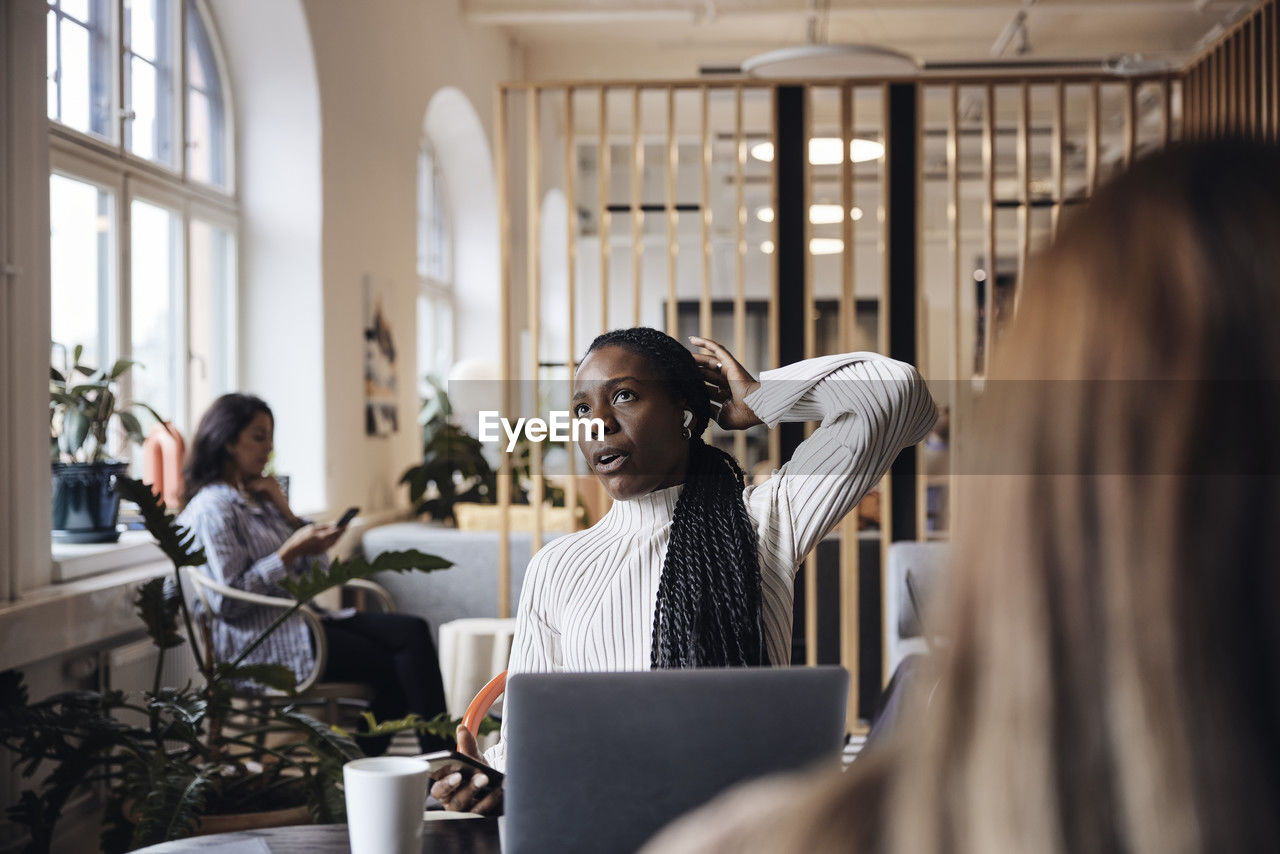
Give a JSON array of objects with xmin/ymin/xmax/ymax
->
[
  {"xmin": 400, "ymin": 375, "xmax": 498, "ymax": 524},
  {"xmin": 400, "ymin": 376, "xmax": 580, "ymax": 527},
  {"xmin": 0, "ymin": 477, "xmax": 463, "ymax": 852},
  {"xmin": 49, "ymin": 343, "xmax": 164, "ymax": 543}
]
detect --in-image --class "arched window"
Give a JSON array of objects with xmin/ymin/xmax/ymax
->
[
  {"xmin": 416, "ymin": 137, "xmax": 454, "ymax": 386},
  {"xmin": 47, "ymin": 0, "xmax": 236, "ymax": 433}
]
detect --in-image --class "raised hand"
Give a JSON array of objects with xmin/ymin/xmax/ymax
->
[{"xmin": 689, "ymin": 336, "xmax": 763, "ymax": 431}]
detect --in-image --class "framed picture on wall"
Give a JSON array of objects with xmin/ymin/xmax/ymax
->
[{"xmin": 364, "ymin": 275, "xmax": 399, "ymax": 436}]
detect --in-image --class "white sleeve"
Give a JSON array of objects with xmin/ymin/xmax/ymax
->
[
  {"xmin": 742, "ymin": 352, "xmax": 938, "ymax": 572},
  {"xmin": 482, "ymin": 549, "xmax": 561, "ymax": 772}
]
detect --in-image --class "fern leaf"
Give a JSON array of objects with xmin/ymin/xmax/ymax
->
[
  {"xmin": 213, "ymin": 662, "xmax": 297, "ymax": 695},
  {"xmin": 135, "ymin": 577, "xmax": 184, "ymax": 649},
  {"xmin": 114, "ymin": 477, "xmax": 205, "ymax": 568},
  {"xmin": 279, "ymin": 549, "xmax": 452, "ymax": 603}
]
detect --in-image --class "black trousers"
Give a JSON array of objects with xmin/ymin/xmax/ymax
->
[{"xmin": 321, "ymin": 612, "xmax": 451, "ymax": 756}]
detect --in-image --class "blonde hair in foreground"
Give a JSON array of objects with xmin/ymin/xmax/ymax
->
[{"xmin": 776, "ymin": 140, "xmax": 1280, "ymax": 854}]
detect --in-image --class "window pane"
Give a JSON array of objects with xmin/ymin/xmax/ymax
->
[
  {"xmin": 125, "ymin": 0, "xmax": 178, "ymax": 167},
  {"xmin": 417, "ymin": 145, "xmax": 451, "ymax": 283},
  {"xmin": 47, "ymin": 2, "xmax": 114, "ymax": 139},
  {"xmin": 60, "ymin": 21, "xmax": 92, "ymax": 131},
  {"xmin": 188, "ymin": 219, "xmax": 235, "ymax": 425},
  {"xmin": 50, "ymin": 174, "xmax": 115, "ymax": 371},
  {"xmin": 186, "ymin": 0, "xmax": 227, "ymax": 186},
  {"xmin": 62, "ymin": 0, "xmax": 90, "ymax": 21},
  {"xmin": 130, "ymin": 199, "xmax": 182, "ymax": 425},
  {"xmin": 47, "ymin": 10, "xmax": 58, "ymax": 120}
]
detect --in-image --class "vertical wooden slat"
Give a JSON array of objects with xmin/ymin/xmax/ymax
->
[
  {"xmin": 1086, "ymin": 81, "xmax": 1100, "ymax": 197},
  {"xmin": 733, "ymin": 86, "xmax": 748, "ymax": 467},
  {"xmin": 1051, "ymin": 81, "xmax": 1064, "ymax": 235},
  {"xmin": 803, "ymin": 85, "xmax": 817, "ymax": 669},
  {"xmin": 1122, "ymin": 79, "xmax": 1136, "ymax": 169},
  {"xmin": 527, "ymin": 88, "xmax": 544, "ymax": 557},
  {"xmin": 1264, "ymin": 0, "xmax": 1274, "ymax": 139},
  {"xmin": 700, "ymin": 86, "xmax": 713, "ymax": 341},
  {"xmin": 839, "ymin": 81, "xmax": 859, "ymax": 723},
  {"xmin": 564, "ymin": 87, "xmax": 579, "ymax": 532},
  {"xmin": 597, "ymin": 88, "xmax": 613, "ymax": 518},
  {"xmin": 1016, "ymin": 82, "xmax": 1030, "ymax": 309},
  {"xmin": 495, "ymin": 86, "xmax": 512, "ymax": 619},
  {"xmin": 1247, "ymin": 16, "xmax": 1256, "ymax": 138},
  {"xmin": 947, "ymin": 84, "xmax": 960, "ymax": 544},
  {"xmin": 768, "ymin": 87, "xmax": 781, "ymax": 471},
  {"xmin": 1162, "ymin": 76, "xmax": 1173, "ymax": 146},
  {"xmin": 878, "ymin": 81, "xmax": 892, "ymax": 686},
  {"xmin": 632, "ymin": 87, "xmax": 645, "ymax": 325},
  {"xmin": 981, "ymin": 83, "xmax": 995, "ymax": 378},
  {"xmin": 631, "ymin": 87, "xmax": 643, "ymax": 327},
  {"xmin": 666, "ymin": 87, "xmax": 678, "ymax": 337},
  {"xmin": 598, "ymin": 87, "xmax": 611, "ymax": 335}
]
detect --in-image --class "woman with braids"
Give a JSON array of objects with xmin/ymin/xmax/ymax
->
[{"xmin": 432, "ymin": 328, "xmax": 937, "ymax": 814}]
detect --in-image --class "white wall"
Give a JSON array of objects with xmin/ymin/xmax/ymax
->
[
  {"xmin": 301, "ymin": 0, "xmax": 519, "ymax": 515},
  {"xmin": 210, "ymin": 0, "xmax": 327, "ymax": 511}
]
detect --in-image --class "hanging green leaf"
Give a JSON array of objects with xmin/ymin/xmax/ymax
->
[
  {"xmin": 280, "ymin": 550, "xmax": 452, "ymax": 604},
  {"xmin": 213, "ymin": 662, "xmax": 297, "ymax": 695},
  {"xmin": 136, "ymin": 577, "xmax": 184, "ymax": 650},
  {"xmin": 114, "ymin": 477, "xmax": 206, "ymax": 568}
]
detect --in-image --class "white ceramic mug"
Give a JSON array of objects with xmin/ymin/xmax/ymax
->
[{"xmin": 344, "ymin": 756, "xmax": 431, "ymax": 854}]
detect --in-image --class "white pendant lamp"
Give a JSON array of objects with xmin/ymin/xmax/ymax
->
[{"xmin": 741, "ymin": 43, "xmax": 919, "ymax": 79}]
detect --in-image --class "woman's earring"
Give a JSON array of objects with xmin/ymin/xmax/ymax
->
[{"xmin": 681, "ymin": 410, "xmax": 693, "ymax": 440}]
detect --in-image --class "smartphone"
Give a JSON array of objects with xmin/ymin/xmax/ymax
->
[
  {"xmin": 335, "ymin": 506, "xmax": 360, "ymax": 528},
  {"xmin": 418, "ymin": 750, "xmax": 504, "ymax": 788}
]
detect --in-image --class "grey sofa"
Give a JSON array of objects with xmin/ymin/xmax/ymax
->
[{"xmin": 360, "ymin": 522, "xmax": 561, "ymax": 643}]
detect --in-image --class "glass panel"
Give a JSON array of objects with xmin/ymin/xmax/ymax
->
[
  {"xmin": 50, "ymin": 174, "xmax": 115, "ymax": 371},
  {"xmin": 128, "ymin": 0, "xmax": 157, "ymax": 60},
  {"xmin": 48, "ymin": 1, "xmax": 114, "ymax": 139},
  {"xmin": 186, "ymin": 1, "xmax": 228, "ymax": 187},
  {"xmin": 187, "ymin": 88, "xmax": 213, "ymax": 183},
  {"xmin": 188, "ymin": 219, "xmax": 235, "ymax": 426},
  {"xmin": 62, "ymin": 0, "xmax": 91, "ymax": 21},
  {"xmin": 416, "ymin": 292, "xmax": 454, "ymax": 385},
  {"xmin": 60, "ymin": 20, "xmax": 91, "ymax": 131},
  {"xmin": 125, "ymin": 0, "xmax": 178, "ymax": 167},
  {"xmin": 47, "ymin": 9, "xmax": 58, "ymax": 120},
  {"xmin": 418, "ymin": 145, "xmax": 451, "ymax": 282},
  {"xmin": 130, "ymin": 198, "xmax": 182, "ymax": 425}
]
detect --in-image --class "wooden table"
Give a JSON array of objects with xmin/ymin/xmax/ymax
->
[{"xmin": 133, "ymin": 817, "xmax": 501, "ymax": 853}]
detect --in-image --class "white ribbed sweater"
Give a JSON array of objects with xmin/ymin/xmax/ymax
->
[{"xmin": 484, "ymin": 352, "xmax": 938, "ymax": 769}]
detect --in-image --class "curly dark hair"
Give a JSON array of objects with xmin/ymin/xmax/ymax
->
[{"xmin": 586, "ymin": 327, "xmax": 764, "ymax": 668}]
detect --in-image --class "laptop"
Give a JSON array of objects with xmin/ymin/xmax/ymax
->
[{"xmin": 502, "ymin": 666, "xmax": 849, "ymax": 854}]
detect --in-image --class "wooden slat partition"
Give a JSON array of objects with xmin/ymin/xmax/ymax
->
[
  {"xmin": 492, "ymin": 68, "xmax": 1191, "ymax": 724},
  {"xmin": 1184, "ymin": 0, "xmax": 1279, "ymax": 142}
]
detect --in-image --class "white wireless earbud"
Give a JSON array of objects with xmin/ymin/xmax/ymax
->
[{"xmin": 682, "ymin": 410, "xmax": 693, "ymax": 428}]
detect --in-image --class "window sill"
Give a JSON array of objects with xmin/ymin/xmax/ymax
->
[{"xmin": 51, "ymin": 530, "xmax": 165, "ymax": 583}]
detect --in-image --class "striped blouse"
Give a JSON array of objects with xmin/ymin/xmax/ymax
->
[
  {"xmin": 484, "ymin": 352, "xmax": 939, "ymax": 770},
  {"xmin": 178, "ymin": 483, "xmax": 322, "ymax": 684}
]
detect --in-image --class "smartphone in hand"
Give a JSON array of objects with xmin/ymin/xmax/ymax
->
[
  {"xmin": 419, "ymin": 750, "xmax": 504, "ymax": 788},
  {"xmin": 336, "ymin": 506, "xmax": 360, "ymax": 528}
]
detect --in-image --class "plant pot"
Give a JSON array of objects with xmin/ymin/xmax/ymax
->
[
  {"xmin": 195, "ymin": 804, "xmax": 312, "ymax": 836},
  {"xmin": 51, "ymin": 460, "xmax": 129, "ymax": 544}
]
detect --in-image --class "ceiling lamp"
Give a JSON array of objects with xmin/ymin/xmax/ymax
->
[
  {"xmin": 741, "ymin": 43, "xmax": 919, "ymax": 79},
  {"xmin": 756, "ymin": 205, "xmax": 864, "ymax": 224},
  {"xmin": 749, "ymin": 138, "xmax": 884, "ymax": 165}
]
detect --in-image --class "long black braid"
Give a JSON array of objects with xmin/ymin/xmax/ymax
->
[{"xmin": 585, "ymin": 328, "xmax": 765, "ymax": 669}]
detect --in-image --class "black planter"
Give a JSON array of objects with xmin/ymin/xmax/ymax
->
[{"xmin": 52, "ymin": 461, "xmax": 129, "ymax": 544}]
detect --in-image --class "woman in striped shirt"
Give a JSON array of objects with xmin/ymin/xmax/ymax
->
[
  {"xmin": 433, "ymin": 327, "xmax": 936, "ymax": 813},
  {"xmin": 178, "ymin": 393, "xmax": 450, "ymax": 755}
]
